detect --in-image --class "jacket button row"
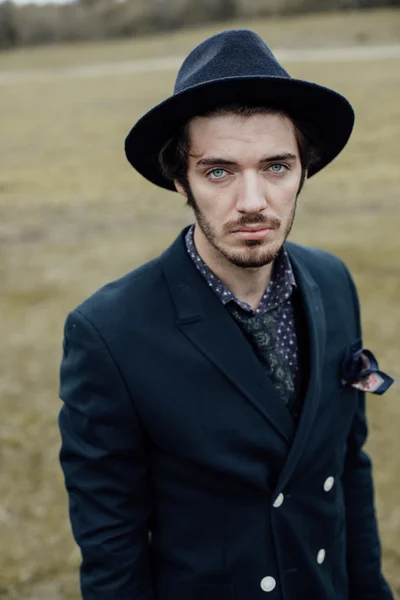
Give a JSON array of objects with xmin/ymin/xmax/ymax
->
[
  {"xmin": 270, "ymin": 481, "xmax": 330, "ymax": 581},
  {"xmin": 317, "ymin": 477, "xmax": 333, "ymax": 566},
  {"xmin": 272, "ymin": 476, "xmax": 334, "ymax": 510}
]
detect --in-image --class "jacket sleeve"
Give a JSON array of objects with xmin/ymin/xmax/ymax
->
[
  {"xmin": 341, "ymin": 267, "xmax": 394, "ymax": 600},
  {"xmin": 58, "ymin": 309, "xmax": 154, "ymax": 600}
]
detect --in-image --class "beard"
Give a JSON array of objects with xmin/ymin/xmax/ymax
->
[{"xmin": 186, "ymin": 184, "xmax": 297, "ymax": 269}]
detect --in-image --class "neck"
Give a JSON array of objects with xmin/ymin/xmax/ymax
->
[{"xmin": 193, "ymin": 226, "xmax": 274, "ymax": 311}]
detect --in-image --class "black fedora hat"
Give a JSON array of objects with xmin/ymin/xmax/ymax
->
[{"xmin": 125, "ymin": 29, "xmax": 355, "ymax": 192}]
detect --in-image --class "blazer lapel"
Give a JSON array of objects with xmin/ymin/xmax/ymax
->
[
  {"xmin": 274, "ymin": 243, "xmax": 327, "ymax": 492},
  {"xmin": 161, "ymin": 229, "xmax": 295, "ymax": 444}
]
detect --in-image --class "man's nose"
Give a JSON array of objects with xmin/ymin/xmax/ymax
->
[{"xmin": 235, "ymin": 172, "xmax": 268, "ymax": 213}]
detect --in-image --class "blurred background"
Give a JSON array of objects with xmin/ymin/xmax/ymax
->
[{"xmin": 0, "ymin": 0, "xmax": 399, "ymax": 598}]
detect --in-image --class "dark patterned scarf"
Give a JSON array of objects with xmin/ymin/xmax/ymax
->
[{"xmin": 227, "ymin": 304, "xmax": 296, "ymax": 410}]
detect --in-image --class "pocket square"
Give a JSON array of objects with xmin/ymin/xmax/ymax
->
[{"xmin": 341, "ymin": 339, "xmax": 394, "ymax": 395}]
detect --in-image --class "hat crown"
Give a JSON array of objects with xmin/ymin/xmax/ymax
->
[{"xmin": 174, "ymin": 29, "xmax": 290, "ymax": 94}]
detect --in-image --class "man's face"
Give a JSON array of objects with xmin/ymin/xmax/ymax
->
[{"xmin": 176, "ymin": 112, "xmax": 304, "ymax": 269}]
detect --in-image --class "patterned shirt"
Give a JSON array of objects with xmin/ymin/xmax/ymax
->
[{"xmin": 185, "ymin": 225, "xmax": 299, "ymax": 383}]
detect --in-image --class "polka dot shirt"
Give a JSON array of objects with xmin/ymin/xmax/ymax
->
[{"xmin": 185, "ymin": 225, "xmax": 299, "ymax": 382}]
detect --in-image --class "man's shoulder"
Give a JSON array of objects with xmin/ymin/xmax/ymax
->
[
  {"xmin": 286, "ymin": 241, "xmax": 344, "ymax": 268},
  {"xmin": 286, "ymin": 242, "xmax": 359, "ymax": 321},
  {"xmin": 285, "ymin": 241, "xmax": 350, "ymax": 282},
  {"xmin": 71, "ymin": 254, "xmax": 164, "ymax": 328}
]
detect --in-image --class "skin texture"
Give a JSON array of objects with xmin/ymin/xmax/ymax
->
[{"xmin": 175, "ymin": 112, "xmax": 306, "ymax": 310}]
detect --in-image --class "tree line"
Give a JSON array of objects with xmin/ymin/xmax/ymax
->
[{"xmin": 0, "ymin": 0, "xmax": 398, "ymax": 50}]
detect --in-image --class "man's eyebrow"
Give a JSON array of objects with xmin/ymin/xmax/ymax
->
[
  {"xmin": 260, "ymin": 153, "xmax": 298, "ymax": 163},
  {"xmin": 195, "ymin": 158, "xmax": 236, "ymax": 168},
  {"xmin": 195, "ymin": 153, "xmax": 298, "ymax": 169}
]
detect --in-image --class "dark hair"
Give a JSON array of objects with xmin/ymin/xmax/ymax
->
[{"xmin": 158, "ymin": 104, "xmax": 320, "ymax": 201}]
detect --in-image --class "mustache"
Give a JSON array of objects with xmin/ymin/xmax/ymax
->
[{"xmin": 224, "ymin": 214, "xmax": 281, "ymax": 233}]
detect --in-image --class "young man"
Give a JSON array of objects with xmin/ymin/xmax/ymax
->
[{"xmin": 59, "ymin": 29, "xmax": 395, "ymax": 600}]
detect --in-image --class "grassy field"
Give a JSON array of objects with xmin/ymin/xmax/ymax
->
[{"xmin": 1, "ymin": 8, "xmax": 400, "ymax": 599}]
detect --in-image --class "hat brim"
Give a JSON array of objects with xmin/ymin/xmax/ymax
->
[{"xmin": 125, "ymin": 76, "xmax": 355, "ymax": 192}]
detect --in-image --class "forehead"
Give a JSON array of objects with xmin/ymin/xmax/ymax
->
[{"xmin": 187, "ymin": 112, "xmax": 298, "ymax": 157}]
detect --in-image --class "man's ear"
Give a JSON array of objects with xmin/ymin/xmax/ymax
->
[{"xmin": 174, "ymin": 180, "xmax": 187, "ymax": 198}]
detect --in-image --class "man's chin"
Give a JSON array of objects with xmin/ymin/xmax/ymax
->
[
  {"xmin": 220, "ymin": 243, "xmax": 282, "ymax": 269},
  {"xmin": 229, "ymin": 257, "xmax": 276, "ymax": 269}
]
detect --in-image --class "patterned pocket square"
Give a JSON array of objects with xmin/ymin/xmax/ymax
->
[{"xmin": 341, "ymin": 339, "xmax": 394, "ymax": 395}]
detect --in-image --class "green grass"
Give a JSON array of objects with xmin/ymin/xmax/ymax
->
[{"xmin": 1, "ymin": 8, "xmax": 400, "ymax": 598}]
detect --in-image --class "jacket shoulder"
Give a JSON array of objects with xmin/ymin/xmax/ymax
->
[
  {"xmin": 286, "ymin": 241, "xmax": 350, "ymax": 282},
  {"xmin": 286, "ymin": 241, "xmax": 360, "ymax": 326},
  {"xmin": 286, "ymin": 241, "xmax": 345, "ymax": 269},
  {"xmin": 70, "ymin": 255, "xmax": 164, "ymax": 329}
]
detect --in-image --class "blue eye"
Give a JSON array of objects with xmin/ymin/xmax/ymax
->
[
  {"xmin": 268, "ymin": 164, "xmax": 287, "ymax": 173},
  {"xmin": 208, "ymin": 169, "xmax": 226, "ymax": 179}
]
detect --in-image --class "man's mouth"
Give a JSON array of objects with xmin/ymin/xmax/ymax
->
[
  {"xmin": 233, "ymin": 226, "xmax": 275, "ymax": 240},
  {"xmin": 234, "ymin": 225, "xmax": 272, "ymax": 232}
]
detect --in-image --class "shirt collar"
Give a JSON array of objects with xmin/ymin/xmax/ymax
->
[{"xmin": 185, "ymin": 224, "xmax": 296, "ymax": 314}]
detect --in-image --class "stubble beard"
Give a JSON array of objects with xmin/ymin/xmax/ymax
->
[{"xmin": 186, "ymin": 185, "xmax": 298, "ymax": 269}]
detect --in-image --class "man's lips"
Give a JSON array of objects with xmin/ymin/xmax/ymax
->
[
  {"xmin": 234, "ymin": 226, "xmax": 272, "ymax": 232},
  {"xmin": 233, "ymin": 226, "xmax": 275, "ymax": 240}
]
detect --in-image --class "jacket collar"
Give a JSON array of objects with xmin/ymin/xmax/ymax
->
[
  {"xmin": 184, "ymin": 224, "xmax": 296, "ymax": 312},
  {"xmin": 161, "ymin": 227, "xmax": 326, "ymax": 455}
]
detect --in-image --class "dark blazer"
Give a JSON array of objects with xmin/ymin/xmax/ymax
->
[{"xmin": 59, "ymin": 227, "xmax": 393, "ymax": 600}]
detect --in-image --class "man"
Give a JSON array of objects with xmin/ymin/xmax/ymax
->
[{"xmin": 59, "ymin": 29, "xmax": 395, "ymax": 600}]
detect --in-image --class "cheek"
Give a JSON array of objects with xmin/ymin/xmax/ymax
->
[
  {"xmin": 277, "ymin": 172, "xmax": 301, "ymax": 194},
  {"xmin": 189, "ymin": 175, "xmax": 213, "ymax": 203},
  {"xmin": 268, "ymin": 186, "xmax": 297, "ymax": 215},
  {"xmin": 190, "ymin": 178, "xmax": 232, "ymax": 216}
]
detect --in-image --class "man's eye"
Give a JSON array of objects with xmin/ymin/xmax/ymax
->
[
  {"xmin": 208, "ymin": 169, "xmax": 226, "ymax": 179},
  {"xmin": 268, "ymin": 164, "xmax": 287, "ymax": 174}
]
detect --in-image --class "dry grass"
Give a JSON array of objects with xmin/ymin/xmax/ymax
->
[{"xmin": 0, "ymin": 9, "xmax": 400, "ymax": 599}]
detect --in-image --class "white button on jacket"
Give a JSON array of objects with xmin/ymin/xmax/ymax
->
[
  {"xmin": 260, "ymin": 576, "xmax": 277, "ymax": 592},
  {"xmin": 273, "ymin": 493, "xmax": 284, "ymax": 508},
  {"xmin": 323, "ymin": 476, "xmax": 335, "ymax": 492},
  {"xmin": 317, "ymin": 549, "xmax": 326, "ymax": 564}
]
